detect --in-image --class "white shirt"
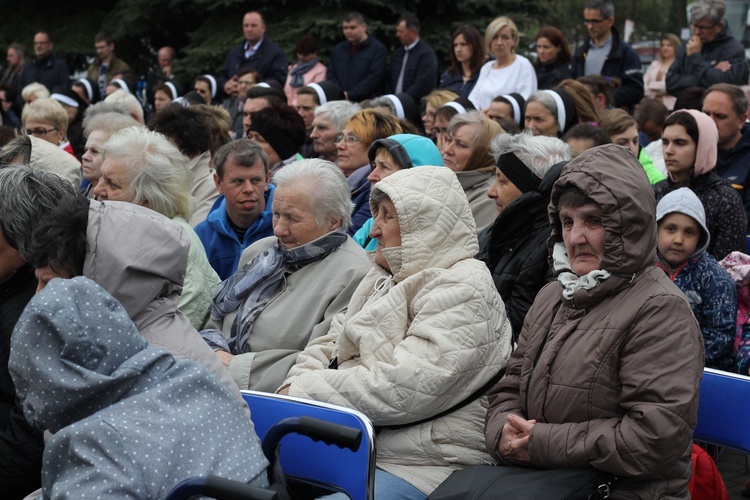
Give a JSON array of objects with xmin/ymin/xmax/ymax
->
[{"xmin": 468, "ymin": 55, "xmax": 537, "ymax": 110}]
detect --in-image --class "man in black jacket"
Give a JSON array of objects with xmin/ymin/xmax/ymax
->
[
  {"xmin": 569, "ymin": 0, "xmax": 643, "ymax": 111},
  {"xmin": 17, "ymin": 32, "xmax": 69, "ymax": 95},
  {"xmin": 387, "ymin": 15, "xmax": 438, "ymax": 105},
  {"xmin": 666, "ymin": 0, "xmax": 748, "ymax": 97},
  {"xmin": 326, "ymin": 12, "xmax": 387, "ymax": 102},
  {"xmin": 219, "ymin": 11, "xmax": 289, "ymax": 94}
]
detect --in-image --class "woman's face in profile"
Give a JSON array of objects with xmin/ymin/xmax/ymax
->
[
  {"xmin": 441, "ymin": 123, "xmax": 478, "ymax": 172},
  {"xmin": 370, "ymin": 198, "xmax": 402, "ymax": 273}
]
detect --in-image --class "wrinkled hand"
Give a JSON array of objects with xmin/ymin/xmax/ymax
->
[
  {"xmin": 497, "ymin": 413, "xmax": 536, "ymax": 466},
  {"xmin": 686, "ymin": 36, "xmax": 702, "ymax": 56},
  {"xmin": 215, "ymin": 350, "xmax": 234, "ymax": 368},
  {"xmin": 715, "ymin": 60, "xmax": 732, "ymax": 72}
]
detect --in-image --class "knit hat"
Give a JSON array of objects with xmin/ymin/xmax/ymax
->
[
  {"xmin": 307, "ymin": 81, "xmax": 344, "ymax": 105},
  {"xmin": 667, "ymin": 109, "xmax": 718, "ymax": 176},
  {"xmin": 247, "ymin": 103, "xmax": 306, "ymax": 161}
]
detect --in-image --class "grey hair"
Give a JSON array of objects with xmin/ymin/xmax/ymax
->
[
  {"xmin": 314, "ymin": 101, "xmax": 361, "ymax": 131},
  {"xmin": 0, "ymin": 136, "xmax": 31, "ymax": 165},
  {"xmin": 83, "ymin": 99, "xmax": 133, "ymax": 124},
  {"xmin": 83, "ymin": 111, "xmax": 141, "ymax": 139},
  {"xmin": 367, "ymin": 96, "xmax": 396, "ymax": 114},
  {"xmin": 105, "ymin": 89, "xmax": 145, "ymax": 123},
  {"xmin": 689, "ymin": 0, "xmax": 726, "ymax": 24},
  {"xmin": 446, "ymin": 110, "xmax": 483, "ymax": 141},
  {"xmin": 491, "ymin": 131, "xmax": 571, "ymax": 178},
  {"xmin": 0, "ymin": 164, "xmax": 78, "ymax": 256},
  {"xmin": 100, "ymin": 126, "xmax": 195, "ymax": 220},
  {"xmin": 20, "ymin": 83, "xmax": 49, "ymax": 101},
  {"xmin": 584, "ymin": 0, "xmax": 615, "ymax": 18},
  {"xmin": 526, "ymin": 91, "xmax": 559, "ymax": 124},
  {"xmin": 272, "ymin": 159, "xmax": 353, "ymax": 231}
]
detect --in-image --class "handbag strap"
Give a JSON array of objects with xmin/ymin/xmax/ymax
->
[{"xmin": 384, "ymin": 367, "xmax": 506, "ymax": 430}]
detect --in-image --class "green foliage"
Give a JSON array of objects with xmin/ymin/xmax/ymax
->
[{"xmin": 0, "ymin": 0, "xmax": 682, "ymax": 84}]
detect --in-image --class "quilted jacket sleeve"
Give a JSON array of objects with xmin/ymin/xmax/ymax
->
[{"xmin": 285, "ymin": 275, "xmax": 511, "ymax": 426}]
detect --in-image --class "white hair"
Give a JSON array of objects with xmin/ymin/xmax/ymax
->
[
  {"xmin": 314, "ymin": 101, "xmax": 361, "ymax": 131},
  {"xmin": 491, "ymin": 131, "xmax": 570, "ymax": 178},
  {"xmin": 100, "ymin": 126, "xmax": 194, "ymax": 220},
  {"xmin": 272, "ymin": 159, "xmax": 353, "ymax": 231},
  {"xmin": 105, "ymin": 89, "xmax": 145, "ymax": 124}
]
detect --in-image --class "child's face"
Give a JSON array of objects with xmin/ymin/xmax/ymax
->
[{"xmin": 658, "ymin": 213, "xmax": 701, "ymax": 267}]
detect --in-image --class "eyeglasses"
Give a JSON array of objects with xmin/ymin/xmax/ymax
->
[
  {"xmin": 691, "ymin": 22, "xmax": 717, "ymax": 31},
  {"xmin": 26, "ymin": 127, "xmax": 57, "ymax": 137},
  {"xmin": 583, "ymin": 18, "xmax": 607, "ymax": 25},
  {"xmin": 335, "ymin": 134, "xmax": 360, "ymax": 145}
]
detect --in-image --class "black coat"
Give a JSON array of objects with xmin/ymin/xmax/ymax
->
[
  {"xmin": 388, "ymin": 39, "xmax": 438, "ymax": 103},
  {"xmin": 0, "ymin": 265, "xmax": 43, "ymax": 499},
  {"xmin": 478, "ymin": 162, "xmax": 565, "ymax": 341},
  {"xmin": 327, "ymin": 36, "xmax": 388, "ymax": 102},
  {"xmin": 535, "ymin": 58, "xmax": 569, "ymax": 90},
  {"xmin": 220, "ymin": 38, "xmax": 289, "ymax": 86}
]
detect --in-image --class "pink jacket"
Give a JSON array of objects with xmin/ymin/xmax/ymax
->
[{"xmin": 284, "ymin": 62, "xmax": 327, "ymax": 105}]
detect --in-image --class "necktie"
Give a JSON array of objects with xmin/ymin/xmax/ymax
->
[{"xmin": 395, "ymin": 48, "xmax": 410, "ymax": 94}]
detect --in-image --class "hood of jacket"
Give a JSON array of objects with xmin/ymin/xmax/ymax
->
[
  {"xmin": 669, "ymin": 109, "xmax": 718, "ymax": 175},
  {"xmin": 29, "ymin": 135, "xmax": 81, "ymax": 188},
  {"xmin": 367, "ymin": 133, "xmax": 444, "ymax": 169},
  {"xmin": 84, "ymin": 200, "xmax": 190, "ymax": 328},
  {"xmin": 656, "ymin": 187, "xmax": 710, "ymax": 259},
  {"xmin": 549, "ymin": 144, "xmax": 657, "ymax": 278},
  {"xmin": 9, "ymin": 277, "xmax": 173, "ymax": 432},
  {"xmin": 370, "ymin": 166, "xmax": 477, "ymax": 282}
]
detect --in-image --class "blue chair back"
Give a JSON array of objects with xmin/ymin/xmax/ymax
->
[
  {"xmin": 243, "ymin": 390, "xmax": 376, "ymax": 500},
  {"xmin": 694, "ymin": 368, "xmax": 750, "ymax": 453}
]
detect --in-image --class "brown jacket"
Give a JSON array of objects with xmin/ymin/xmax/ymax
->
[{"xmin": 485, "ymin": 145, "xmax": 704, "ymax": 499}]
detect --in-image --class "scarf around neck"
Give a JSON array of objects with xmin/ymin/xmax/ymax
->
[
  {"xmin": 290, "ymin": 58, "xmax": 319, "ymax": 88},
  {"xmin": 552, "ymin": 242, "xmax": 611, "ymax": 300},
  {"xmin": 202, "ymin": 231, "xmax": 347, "ymax": 354}
]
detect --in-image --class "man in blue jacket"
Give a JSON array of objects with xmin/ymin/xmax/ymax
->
[
  {"xmin": 219, "ymin": 11, "xmax": 289, "ymax": 94},
  {"xmin": 326, "ymin": 12, "xmax": 387, "ymax": 102},
  {"xmin": 195, "ymin": 140, "xmax": 275, "ymax": 280},
  {"xmin": 387, "ymin": 15, "xmax": 438, "ymax": 105},
  {"xmin": 569, "ymin": 0, "xmax": 643, "ymax": 111}
]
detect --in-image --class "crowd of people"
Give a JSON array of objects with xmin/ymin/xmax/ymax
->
[{"xmin": 0, "ymin": 0, "xmax": 748, "ymax": 497}]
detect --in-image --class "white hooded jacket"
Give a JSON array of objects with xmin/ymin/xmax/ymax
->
[{"xmin": 283, "ymin": 167, "xmax": 513, "ymax": 494}]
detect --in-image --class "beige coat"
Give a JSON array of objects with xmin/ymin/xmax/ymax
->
[
  {"xmin": 485, "ymin": 145, "xmax": 704, "ymax": 499},
  {"xmin": 456, "ymin": 169, "xmax": 496, "ymax": 232},
  {"xmin": 283, "ymin": 167, "xmax": 513, "ymax": 495},
  {"xmin": 187, "ymin": 151, "xmax": 220, "ymax": 227},
  {"xmin": 216, "ymin": 236, "xmax": 370, "ymax": 393},
  {"xmin": 84, "ymin": 201, "xmax": 244, "ymax": 404}
]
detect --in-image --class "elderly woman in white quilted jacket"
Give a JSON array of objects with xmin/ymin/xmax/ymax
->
[{"xmin": 279, "ymin": 166, "xmax": 513, "ymax": 499}]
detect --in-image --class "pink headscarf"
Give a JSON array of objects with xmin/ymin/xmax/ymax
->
[{"xmin": 667, "ymin": 109, "xmax": 718, "ymax": 176}]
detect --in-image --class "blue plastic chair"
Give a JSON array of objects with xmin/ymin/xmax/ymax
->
[
  {"xmin": 242, "ymin": 390, "xmax": 376, "ymax": 500},
  {"xmin": 694, "ymin": 368, "xmax": 750, "ymax": 454}
]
